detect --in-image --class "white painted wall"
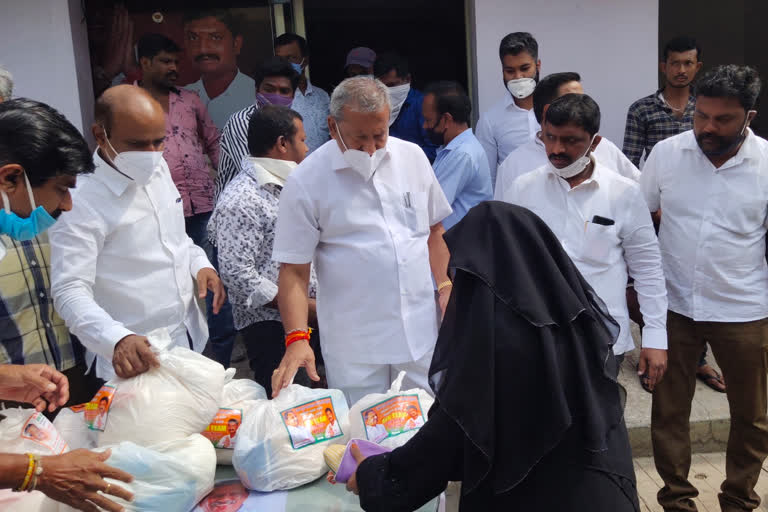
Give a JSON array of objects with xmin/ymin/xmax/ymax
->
[
  {"xmin": 0, "ymin": 0, "xmax": 94, "ymax": 137},
  {"xmin": 473, "ymin": 0, "xmax": 658, "ymax": 145}
]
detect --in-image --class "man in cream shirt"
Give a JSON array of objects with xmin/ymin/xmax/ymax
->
[
  {"xmin": 270, "ymin": 77, "xmax": 453, "ymax": 404},
  {"xmin": 50, "ymin": 86, "xmax": 226, "ymax": 381}
]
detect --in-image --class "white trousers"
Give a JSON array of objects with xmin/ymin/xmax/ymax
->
[{"xmin": 324, "ymin": 349, "xmax": 435, "ymax": 406}]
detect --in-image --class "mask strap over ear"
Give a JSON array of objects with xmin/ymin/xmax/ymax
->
[
  {"xmin": 334, "ymin": 123, "xmax": 350, "ymax": 152},
  {"xmin": 23, "ymin": 172, "xmax": 37, "ymax": 211}
]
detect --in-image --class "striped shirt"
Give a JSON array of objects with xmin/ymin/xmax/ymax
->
[
  {"xmin": 622, "ymin": 89, "xmax": 695, "ymax": 167},
  {"xmin": 0, "ymin": 233, "xmax": 78, "ymax": 369}
]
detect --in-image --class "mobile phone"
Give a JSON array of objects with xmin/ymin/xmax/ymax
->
[{"xmin": 592, "ymin": 215, "xmax": 615, "ymax": 226}]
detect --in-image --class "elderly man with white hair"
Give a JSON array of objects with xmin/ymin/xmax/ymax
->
[
  {"xmin": 0, "ymin": 66, "xmax": 12, "ymax": 102},
  {"xmin": 270, "ymin": 77, "xmax": 453, "ymax": 403}
]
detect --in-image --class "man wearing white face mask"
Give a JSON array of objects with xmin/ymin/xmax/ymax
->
[
  {"xmin": 476, "ymin": 32, "xmax": 542, "ymax": 190},
  {"xmin": 374, "ymin": 53, "xmax": 438, "ymax": 163},
  {"xmin": 49, "ymin": 85, "xmax": 226, "ymax": 381},
  {"xmin": 504, "ymin": 93, "xmax": 668, "ymax": 390},
  {"xmin": 270, "ymin": 77, "xmax": 453, "ymax": 404}
]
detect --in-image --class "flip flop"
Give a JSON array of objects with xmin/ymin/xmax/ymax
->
[{"xmin": 697, "ymin": 370, "xmax": 726, "ymax": 393}]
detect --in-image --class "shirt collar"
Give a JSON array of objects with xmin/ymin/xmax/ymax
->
[
  {"xmin": 303, "ymin": 79, "xmax": 315, "ymax": 96},
  {"xmin": 681, "ymin": 128, "xmax": 760, "ymax": 164},
  {"xmin": 441, "ymin": 127, "xmax": 473, "ymax": 153},
  {"xmin": 503, "ymin": 92, "xmax": 530, "ymax": 113},
  {"xmin": 242, "ymin": 156, "xmax": 297, "ymax": 188},
  {"xmin": 91, "ymin": 150, "xmax": 134, "ymax": 197}
]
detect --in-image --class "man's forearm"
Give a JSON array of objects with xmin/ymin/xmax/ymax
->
[
  {"xmin": 277, "ymin": 263, "xmax": 312, "ymax": 333},
  {"xmin": 0, "ymin": 454, "xmax": 28, "ymax": 490},
  {"xmin": 428, "ymin": 223, "xmax": 451, "ymax": 284}
]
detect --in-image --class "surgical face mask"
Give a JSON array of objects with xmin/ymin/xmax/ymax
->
[
  {"xmin": 506, "ymin": 77, "xmax": 537, "ymax": 99},
  {"xmin": 102, "ymin": 127, "xmax": 163, "ymax": 186},
  {"xmin": 290, "ymin": 60, "xmax": 304, "ymax": 75},
  {"xmin": 387, "ymin": 83, "xmax": 411, "ymax": 126},
  {"xmin": 547, "ymin": 134, "xmax": 597, "ymax": 179},
  {"xmin": 335, "ymin": 124, "xmax": 387, "ymax": 176},
  {"xmin": 259, "ymin": 92, "xmax": 294, "ymax": 108},
  {"xmin": 696, "ymin": 110, "xmax": 756, "ymax": 157},
  {"xmin": 0, "ymin": 172, "xmax": 57, "ymax": 242}
]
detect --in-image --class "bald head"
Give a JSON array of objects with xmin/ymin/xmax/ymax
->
[{"xmin": 92, "ymin": 85, "xmax": 167, "ymax": 160}]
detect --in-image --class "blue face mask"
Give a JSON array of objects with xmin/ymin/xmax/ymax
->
[
  {"xmin": 0, "ymin": 172, "xmax": 58, "ymax": 241},
  {"xmin": 290, "ymin": 60, "xmax": 304, "ymax": 75}
]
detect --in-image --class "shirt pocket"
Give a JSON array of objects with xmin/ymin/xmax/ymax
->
[
  {"xmin": 580, "ymin": 222, "xmax": 618, "ymax": 264},
  {"xmin": 403, "ymin": 191, "xmax": 430, "ymax": 235}
]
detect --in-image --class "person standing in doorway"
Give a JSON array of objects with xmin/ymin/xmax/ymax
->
[
  {"xmin": 476, "ymin": 32, "xmax": 541, "ymax": 190},
  {"xmin": 641, "ymin": 65, "xmax": 768, "ymax": 512},
  {"xmin": 275, "ymin": 33, "xmax": 331, "ymax": 154},
  {"xmin": 422, "ymin": 81, "xmax": 492, "ymax": 230},
  {"xmin": 344, "ymin": 47, "xmax": 376, "ymax": 79}
]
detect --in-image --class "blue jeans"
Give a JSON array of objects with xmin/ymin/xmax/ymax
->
[{"xmin": 185, "ymin": 212, "xmax": 237, "ymax": 367}]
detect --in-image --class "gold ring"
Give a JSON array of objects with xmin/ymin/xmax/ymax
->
[
  {"xmin": 105, "ymin": 483, "xmax": 111, "ymax": 494},
  {"xmin": 273, "ymin": 369, "xmax": 280, "ymax": 374}
]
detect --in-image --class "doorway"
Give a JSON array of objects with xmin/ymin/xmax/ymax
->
[{"xmin": 300, "ymin": 0, "xmax": 469, "ymax": 95}]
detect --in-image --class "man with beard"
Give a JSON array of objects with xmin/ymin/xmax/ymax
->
[
  {"xmin": 476, "ymin": 32, "xmax": 541, "ymax": 189},
  {"xmin": 422, "ymin": 81, "xmax": 492, "ymax": 230},
  {"xmin": 623, "ymin": 36, "xmax": 702, "ymax": 168},
  {"xmin": 183, "ymin": 9, "xmax": 255, "ymax": 130},
  {"xmin": 640, "ymin": 65, "xmax": 768, "ymax": 512}
]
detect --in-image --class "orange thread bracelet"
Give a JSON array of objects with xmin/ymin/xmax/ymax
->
[{"xmin": 285, "ymin": 328, "xmax": 313, "ymax": 348}]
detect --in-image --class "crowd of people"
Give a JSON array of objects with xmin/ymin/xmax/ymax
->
[{"xmin": 0, "ymin": 13, "xmax": 767, "ymax": 512}]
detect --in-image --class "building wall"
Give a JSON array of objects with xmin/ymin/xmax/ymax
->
[
  {"xmin": 0, "ymin": 0, "xmax": 94, "ymax": 138},
  {"xmin": 473, "ymin": 0, "xmax": 659, "ymax": 146}
]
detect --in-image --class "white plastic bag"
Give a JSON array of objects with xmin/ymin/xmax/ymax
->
[
  {"xmin": 52, "ymin": 406, "xmax": 96, "ymax": 451},
  {"xmin": 205, "ymin": 379, "xmax": 267, "ymax": 465},
  {"xmin": 348, "ymin": 371, "xmax": 434, "ymax": 449},
  {"xmin": 98, "ymin": 328, "xmax": 226, "ymax": 447},
  {"xmin": 59, "ymin": 434, "xmax": 216, "ymax": 512},
  {"xmin": 232, "ymin": 384, "xmax": 350, "ymax": 491}
]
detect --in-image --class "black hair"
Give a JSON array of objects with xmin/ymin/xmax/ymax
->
[
  {"xmin": 545, "ymin": 93, "xmax": 601, "ymax": 136},
  {"xmin": 274, "ymin": 33, "xmax": 309, "ymax": 57},
  {"xmin": 247, "ymin": 105, "xmax": 302, "ymax": 157},
  {"xmin": 696, "ymin": 65, "xmax": 762, "ymax": 111},
  {"xmin": 228, "ymin": 418, "xmax": 239, "ymax": 424},
  {"xmin": 0, "ymin": 98, "xmax": 94, "ymax": 187},
  {"xmin": 407, "ymin": 405, "xmax": 418, "ymax": 411},
  {"xmin": 663, "ymin": 35, "xmax": 702, "ymax": 62},
  {"xmin": 499, "ymin": 32, "xmax": 539, "ymax": 61},
  {"xmin": 532, "ymin": 72, "xmax": 582, "ymax": 124},
  {"xmin": 424, "ymin": 81, "xmax": 471, "ymax": 125},
  {"xmin": 99, "ymin": 397, "xmax": 109, "ymax": 404},
  {"xmin": 183, "ymin": 8, "xmax": 240, "ymax": 37},
  {"xmin": 137, "ymin": 33, "xmax": 180, "ymax": 61},
  {"xmin": 325, "ymin": 408, "xmax": 333, "ymax": 415},
  {"xmin": 254, "ymin": 57, "xmax": 300, "ymax": 92},
  {"xmin": 373, "ymin": 52, "xmax": 409, "ymax": 79}
]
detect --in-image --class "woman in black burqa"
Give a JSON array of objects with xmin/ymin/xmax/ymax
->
[{"xmin": 346, "ymin": 202, "xmax": 640, "ymax": 511}]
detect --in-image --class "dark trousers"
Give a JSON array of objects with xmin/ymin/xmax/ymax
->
[
  {"xmin": 651, "ymin": 311, "xmax": 768, "ymax": 511},
  {"xmin": 240, "ymin": 320, "xmax": 320, "ymax": 398},
  {"xmin": 185, "ymin": 212, "xmax": 237, "ymax": 367}
]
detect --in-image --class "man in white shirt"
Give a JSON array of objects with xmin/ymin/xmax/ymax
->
[
  {"xmin": 495, "ymin": 72, "xmax": 640, "ymax": 198},
  {"xmin": 504, "ymin": 93, "xmax": 668, "ymax": 390},
  {"xmin": 50, "ymin": 85, "xmax": 226, "ymax": 381},
  {"xmin": 640, "ymin": 65, "xmax": 768, "ymax": 512},
  {"xmin": 324, "ymin": 407, "xmax": 341, "ymax": 438},
  {"xmin": 284, "ymin": 411, "xmax": 314, "ymax": 448},
  {"xmin": 216, "ymin": 418, "xmax": 239, "ymax": 449},
  {"xmin": 270, "ymin": 77, "xmax": 453, "ymax": 404},
  {"xmin": 403, "ymin": 405, "xmax": 424, "ymax": 431},
  {"xmin": 476, "ymin": 32, "xmax": 541, "ymax": 189},
  {"xmin": 183, "ymin": 9, "xmax": 255, "ymax": 130}
]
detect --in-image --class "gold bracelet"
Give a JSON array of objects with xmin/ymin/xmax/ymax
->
[
  {"xmin": 16, "ymin": 453, "xmax": 34, "ymax": 492},
  {"xmin": 437, "ymin": 280, "xmax": 453, "ymax": 292},
  {"xmin": 27, "ymin": 455, "xmax": 43, "ymax": 492}
]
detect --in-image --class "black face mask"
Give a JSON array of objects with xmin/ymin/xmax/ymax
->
[{"xmin": 425, "ymin": 116, "xmax": 446, "ymax": 146}]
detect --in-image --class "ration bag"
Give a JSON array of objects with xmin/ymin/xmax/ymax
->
[
  {"xmin": 97, "ymin": 328, "xmax": 226, "ymax": 447},
  {"xmin": 52, "ymin": 405, "xmax": 97, "ymax": 451},
  {"xmin": 232, "ymin": 384, "xmax": 350, "ymax": 491},
  {"xmin": 348, "ymin": 371, "xmax": 434, "ymax": 449}
]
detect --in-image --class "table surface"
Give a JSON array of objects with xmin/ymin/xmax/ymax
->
[{"xmin": 195, "ymin": 465, "xmax": 439, "ymax": 511}]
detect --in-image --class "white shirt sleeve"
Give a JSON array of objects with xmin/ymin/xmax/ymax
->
[
  {"xmin": 613, "ymin": 149, "xmax": 642, "ymax": 183},
  {"xmin": 620, "ymin": 187, "xmax": 668, "ymax": 350},
  {"xmin": 425, "ymin": 160, "xmax": 453, "ymax": 227},
  {"xmin": 494, "ymin": 155, "xmax": 513, "ymax": 200},
  {"xmin": 272, "ymin": 175, "xmax": 321, "ymax": 264},
  {"xmin": 638, "ymin": 147, "xmax": 662, "ymax": 212},
  {"xmin": 188, "ymin": 237, "xmax": 213, "ymax": 278},
  {"xmin": 50, "ymin": 196, "xmax": 134, "ymax": 362}
]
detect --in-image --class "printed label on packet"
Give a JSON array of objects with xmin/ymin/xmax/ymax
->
[
  {"xmin": 21, "ymin": 412, "xmax": 68, "ymax": 454},
  {"xmin": 202, "ymin": 408, "xmax": 243, "ymax": 449},
  {"xmin": 361, "ymin": 394, "xmax": 425, "ymax": 443},
  {"xmin": 280, "ymin": 397, "xmax": 343, "ymax": 450},
  {"xmin": 84, "ymin": 384, "xmax": 116, "ymax": 432}
]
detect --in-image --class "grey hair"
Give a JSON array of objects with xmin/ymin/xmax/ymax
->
[
  {"xmin": 329, "ymin": 76, "xmax": 390, "ymax": 120},
  {"xmin": 0, "ymin": 66, "xmax": 12, "ymax": 101}
]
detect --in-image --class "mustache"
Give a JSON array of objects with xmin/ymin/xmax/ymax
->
[
  {"xmin": 194, "ymin": 54, "xmax": 220, "ymax": 62},
  {"xmin": 166, "ymin": 72, "xmax": 178, "ymax": 80},
  {"xmin": 548, "ymin": 153, "xmax": 572, "ymax": 163}
]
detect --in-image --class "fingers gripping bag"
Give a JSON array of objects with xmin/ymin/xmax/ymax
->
[
  {"xmin": 203, "ymin": 378, "xmax": 268, "ymax": 465},
  {"xmin": 232, "ymin": 384, "xmax": 350, "ymax": 491},
  {"xmin": 0, "ymin": 408, "xmax": 68, "ymax": 512},
  {"xmin": 348, "ymin": 371, "xmax": 434, "ymax": 449},
  {"xmin": 59, "ymin": 434, "xmax": 216, "ymax": 512},
  {"xmin": 98, "ymin": 328, "xmax": 226, "ymax": 447}
]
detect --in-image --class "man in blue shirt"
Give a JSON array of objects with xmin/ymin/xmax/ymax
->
[
  {"xmin": 422, "ymin": 81, "xmax": 492, "ymax": 229},
  {"xmin": 374, "ymin": 53, "xmax": 438, "ymax": 162}
]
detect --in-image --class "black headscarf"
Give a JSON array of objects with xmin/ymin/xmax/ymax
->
[{"xmin": 429, "ymin": 201, "xmax": 625, "ymax": 496}]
